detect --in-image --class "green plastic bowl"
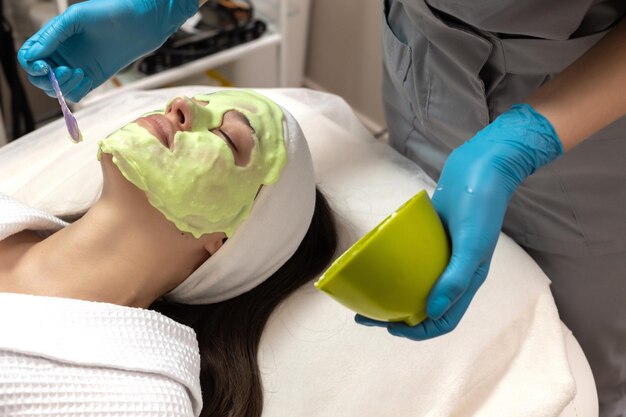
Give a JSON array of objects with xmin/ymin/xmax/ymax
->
[{"xmin": 315, "ymin": 190, "xmax": 450, "ymax": 326}]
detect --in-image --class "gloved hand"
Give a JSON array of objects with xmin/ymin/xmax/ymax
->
[
  {"xmin": 356, "ymin": 104, "xmax": 563, "ymax": 340},
  {"xmin": 18, "ymin": 0, "xmax": 198, "ymax": 102}
]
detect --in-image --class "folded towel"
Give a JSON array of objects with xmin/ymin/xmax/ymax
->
[
  {"xmin": 0, "ymin": 292, "xmax": 202, "ymax": 417},
  {"xmin": 0, "ymin": 192, "xmax": 68, "ymax": 240}
]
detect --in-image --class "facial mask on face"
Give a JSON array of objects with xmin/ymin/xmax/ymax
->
[{"xmin": 97, "ymin": 90, "xmax": 286, "ymax": 238}]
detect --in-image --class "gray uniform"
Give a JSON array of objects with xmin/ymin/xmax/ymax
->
[{"xmin": 381, "ymin": 1, "xmax": 626, "ymax": 415}]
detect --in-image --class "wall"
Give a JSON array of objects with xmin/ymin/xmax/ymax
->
[
  {"xmin": 0, "ymin": 63, "xmax": 58, "ymax": 141},
  {"xmin": 304, "ymin": 0, "xmax": 385, "ymax": 134},
  {"xmin": 1, "ymin": 0, "xmax": 60, "ymax": 144},
  {"xmin": 3, "ymin": 0, "xmax": 388, "ymax": 141}
]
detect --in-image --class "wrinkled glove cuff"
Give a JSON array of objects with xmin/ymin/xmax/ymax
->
[
  {"xmin": 509, "ymin": 103, "xmax": 564, "ymax": 167},
  {"xmin": 475, "ymin": 103, "xmax": 564, "ymax": 182},
  {"xmin": 460, "ymin": 104, "xmax": 563, "ymax": 190}
]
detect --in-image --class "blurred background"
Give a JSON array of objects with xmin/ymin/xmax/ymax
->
[{"xmin": 0, "ymin": 0, "xmax": 385, "ymax": 146}]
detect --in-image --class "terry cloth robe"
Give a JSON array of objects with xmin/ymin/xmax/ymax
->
[
  {"xmin": 0, "ymin": 292, "xmax": 203, "ymax": 417},
  {"xmin": 0, "ymin": 193, "xmax": 202, "ymax": 417}
]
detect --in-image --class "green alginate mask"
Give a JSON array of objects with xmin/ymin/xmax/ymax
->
[{"xmin": 97, "ymin": 90, "xmax": 286, "ymax": 238}]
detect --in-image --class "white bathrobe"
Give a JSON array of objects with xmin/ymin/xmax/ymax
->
[
  {"xmin": 0, "ymin": 292, "xmax": 203, "ymax": 417},
  {"xmin": 0, "ymin": 195, "xmax": 202, "ymax": 417}
]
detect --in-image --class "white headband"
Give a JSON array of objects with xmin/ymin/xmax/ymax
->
[{"xmin": 162, "ymin": 108, "xmax": 317, "ymax": 304}]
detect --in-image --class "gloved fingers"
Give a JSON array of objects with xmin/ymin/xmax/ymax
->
[
  {"xmin": 42, "ymin": 88, "xmax": 58, "ymax": 99},
  {"xmin": 354, "ymin": 314, "xmax": 389, "ymax": 328},
  {"xmin": 430, "ymin": 186, "xmax": 450, "ymax": 227},
  {"xmin": 43, "ymin": 69, "xmax": 85, "ymax": 99},
  {"xmin": 28, "ymin": 66, "xmax": 74, "ymax": 91},
  {"xmin": 23, "ymin": 6, "xmax": 85, "ymax": 62},
  {"xmin": 17, "ymin": 41, "xmax": 49, "ymax": 76},
  {"xmin": 27, "ymin": 75, "xmax": 51, "ymax": 94},
  {"xmin": 18, "ymin": 20, "xmax": 61, "ymax": 71},
  {"xmin": 425, "ymin": 247, "xmax": 482, "ymax": 319},
  {"xmin": 387, "ymin": 263, "xmax": 490, "ymax": 340},
  {"xmin": 60, "ymin": 68, "xmax": 84, "ymax": 92},
  {"xmin": 65, "ymin": 77, "xmax": 93, "ymax": 103}
]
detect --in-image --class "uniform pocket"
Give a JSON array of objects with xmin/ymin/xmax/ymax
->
[
  {"xmin": 416, "ymin": 2, "xmax": 493, "ymax": 138},
  {"xmin": 382, "ymin": 0, "xmax": 425, "ymax": 120},
  {"xmin": 382, "ymin": 0, "xmax": 412, "ymax": 86}
]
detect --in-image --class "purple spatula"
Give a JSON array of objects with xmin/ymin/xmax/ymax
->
[{"xmin": 45, "ymin": 63, "xmax": 83, "ymax": 143}]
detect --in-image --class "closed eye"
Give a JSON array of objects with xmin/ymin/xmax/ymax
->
[
  {"xmin": 207, "ymin": 109, "xmax": 254, "ymax": 167},
  {"xmin": 218, "ymin": 129, "xmax": 237, "ymax": 151}
]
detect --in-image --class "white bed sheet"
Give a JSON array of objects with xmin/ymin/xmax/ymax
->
[{"xmin": 0, "ymin": 87, "xmax": 576, "ymax": 417}]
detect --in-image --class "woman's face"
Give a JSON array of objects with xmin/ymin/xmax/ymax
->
[
  {"xmin": 136, "ymin": 98, "xmax": 256, "ymax": 167},
  {"xmin": 98, "ymin": 90, "xmax": 287, "ymax": 238}
]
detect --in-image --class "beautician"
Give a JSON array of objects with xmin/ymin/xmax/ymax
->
[{"xmin": 16, "ymin": 1, "xmax": 626, "ymax": 415}]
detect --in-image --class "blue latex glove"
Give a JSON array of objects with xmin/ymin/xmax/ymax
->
[
  {"xmin": 18, "ymin": 0, "xmax": 198, "ymax": 102},
  {"xmin": 356, "ymin": 104, "xmax": 563, "ymax": 340}
]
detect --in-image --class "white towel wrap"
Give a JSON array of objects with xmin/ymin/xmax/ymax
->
[{"xmin": 159, "ymin": 107, "xmax": 317, "ymax": 304}]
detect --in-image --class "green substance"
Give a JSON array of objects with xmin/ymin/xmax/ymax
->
[{"xmin": 98, "ymin": 90, "xmax": 286, "ymax": 238}]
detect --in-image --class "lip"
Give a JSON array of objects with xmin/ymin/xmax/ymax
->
[{"xmin": 136, "ymin": 115, "xmax": 174, "ymax": 148}]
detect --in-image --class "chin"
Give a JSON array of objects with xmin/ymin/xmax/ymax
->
[{"xmin": 99, "ymin": 153, "xmax": 148, "ymax": 203}]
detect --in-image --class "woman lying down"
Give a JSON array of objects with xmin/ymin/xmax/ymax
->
[{"xmin": 0, "ymin": 90, "xmax": 338, "ymax": 417}]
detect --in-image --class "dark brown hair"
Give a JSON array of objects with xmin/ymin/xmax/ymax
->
[{"xmin": 150, "ymin": 187, "xmax": 337, "ymax": 417}]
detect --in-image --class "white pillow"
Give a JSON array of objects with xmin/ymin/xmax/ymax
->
[{"xmin": 0, "ymin": 87, "xmax": 575, "ymax": 417}]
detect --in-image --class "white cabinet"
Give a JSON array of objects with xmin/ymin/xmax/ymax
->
[{"xmin": 49, "ymin": 0, "xmax": 310, "ymax": 108}]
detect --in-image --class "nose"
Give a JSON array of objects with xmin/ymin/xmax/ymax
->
[{"xmin": 165, "ymin": 97, "xmax": 193, "ymax": 131}]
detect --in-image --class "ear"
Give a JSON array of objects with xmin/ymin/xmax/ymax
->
[{"xmin": 203, "ymin": 232, "xmax": 227, "ymax": 256}]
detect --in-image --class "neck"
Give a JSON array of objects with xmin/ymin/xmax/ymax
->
[{"xmin": 6, "ymin": 200, "xmax": 208, "ymax": 308}]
